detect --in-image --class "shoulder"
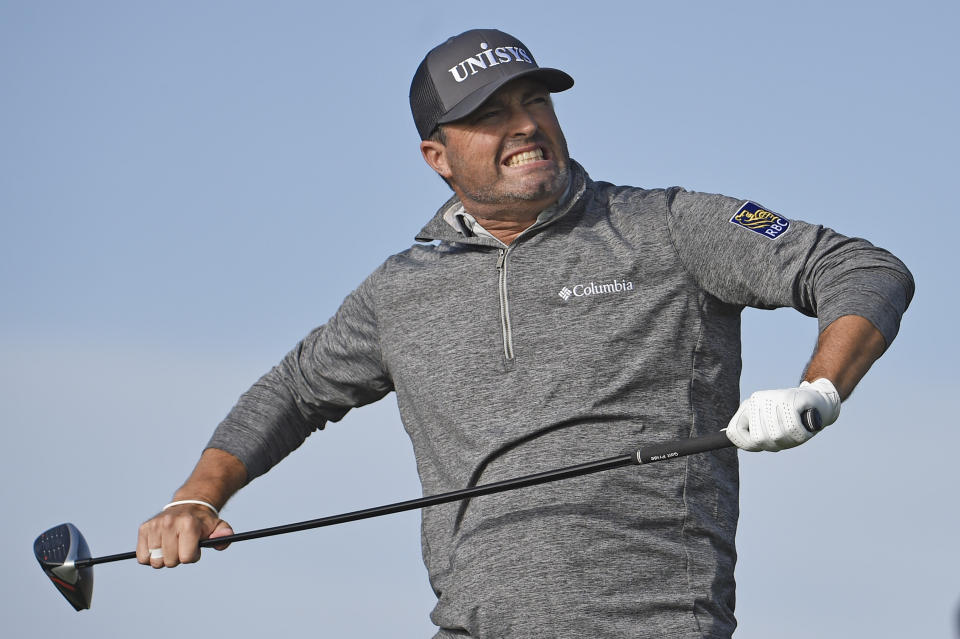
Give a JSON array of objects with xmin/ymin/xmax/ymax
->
[
  {"xmin": 586, "ymin": 181, "xmax": 737, "ymax": 218},
  {"xmin": 384, "ymin": 240, "xmax": 475, "ymax": 268},
  {"xmin": 364, "ymin": 241, "xmax": 479, "ymax": 292},
  {"xmin": 585, "ymin": 181, "xmax": 743, "ymax": 229}
]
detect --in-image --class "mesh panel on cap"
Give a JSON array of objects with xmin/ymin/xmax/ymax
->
[{"xmin": 410, "ymin": 58, "xmax": 447, "ymax": 140}]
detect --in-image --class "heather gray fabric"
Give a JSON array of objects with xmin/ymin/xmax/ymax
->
[{"xmin": 208, "ymin": 161, "xmax": 913, "ymax": 638}]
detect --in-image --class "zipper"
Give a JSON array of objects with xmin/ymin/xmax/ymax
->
[{"xmin": 496, "ymin": 248, "xmax": 515, "ymax": 360}]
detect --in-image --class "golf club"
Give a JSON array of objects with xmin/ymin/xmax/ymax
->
[
  {"xmin": 34, "ymin": 523, "xmax": 94, "ymax": 612},
  {"xmin": 34, "ymin": 415, "xmax": 819, "ymax": 611}
]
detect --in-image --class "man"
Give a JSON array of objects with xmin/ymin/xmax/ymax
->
[{"xmin": 137, "ymin": 29, "xmax": 913, "ymax": 638}]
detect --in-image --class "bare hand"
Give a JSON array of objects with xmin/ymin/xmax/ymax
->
[{"xmin": 137, "ymin": 504, "xmax": 234, "ymax": 569}]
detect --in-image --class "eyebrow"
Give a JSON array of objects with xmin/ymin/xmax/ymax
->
[{"xmin": 479, "ymin": 84, "xmax": 550, "ymax": 111}]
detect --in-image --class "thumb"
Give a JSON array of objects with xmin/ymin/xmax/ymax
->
[
  {"xmin": 207, "ymin": 519, "xmax": 235, "ymax": 551},
  {"xmin": 726, "ymin": 400, "xmax": 760, "ymax": 452}
]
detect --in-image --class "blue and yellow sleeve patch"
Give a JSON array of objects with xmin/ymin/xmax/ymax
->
[{"xmin": 729, "ymin": 201, "xmax": 790, "ymax": 239}]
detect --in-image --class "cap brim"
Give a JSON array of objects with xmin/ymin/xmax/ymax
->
[{"xmin": 436, "ymin": 68, "xmax": 574, "ymax": 126}]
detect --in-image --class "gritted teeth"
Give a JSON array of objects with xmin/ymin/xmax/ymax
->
[{"xmin": 504, "ymin": 148, "xmax": 544, "ymax": 167}]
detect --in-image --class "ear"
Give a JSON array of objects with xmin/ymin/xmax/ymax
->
[{"xmin": 420, "ymin": 140, "xmax": 452, "ymax": 179}]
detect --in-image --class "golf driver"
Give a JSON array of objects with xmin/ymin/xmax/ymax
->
[
  {"xmin": 34, "ymin": 522, "xmax": 94, "ymax": 611},
  {"xmin": 35, "ymin": 419, "xmax": 816, "ymax": 611}
]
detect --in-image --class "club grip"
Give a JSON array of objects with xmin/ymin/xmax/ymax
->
[
  {"xmin": 635, "ymin": 430, "xmax": 733, "ymax": 464},
  {"xmin": 801, "ymin": 408, "xmax": 823, "ymax": 433}
]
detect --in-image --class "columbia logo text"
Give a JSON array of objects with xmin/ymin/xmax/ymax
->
[
  {"xmin": 448, "ymin": 42, "xmax": 534, "ymax": 83},
  {"xmin": 558, "ymin": 280, "xmax": 635, "ymax": 301}
]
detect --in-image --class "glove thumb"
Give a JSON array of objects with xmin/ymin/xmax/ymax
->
[{"xmin": 797, "ymin": 378, "xmax": 841, "ymax": 428}]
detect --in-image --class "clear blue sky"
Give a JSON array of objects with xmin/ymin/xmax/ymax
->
[{"xmin": 2, "ymin": 1, "xmax": 957, "ymax": 637}]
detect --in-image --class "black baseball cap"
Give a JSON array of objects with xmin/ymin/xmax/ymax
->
[{"xmin": 410, "ymin": 29, "xmax": 574, "ymax": 140}]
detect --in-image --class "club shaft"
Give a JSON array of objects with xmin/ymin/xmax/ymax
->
[{"xmin": 75, "ymin": 431, "xmax": 732, "ymax": 568}]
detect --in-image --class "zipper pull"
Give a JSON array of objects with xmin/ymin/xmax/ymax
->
[{"xmin": 496, "ymin": 248, "xmax": 506, "ymax": 270}]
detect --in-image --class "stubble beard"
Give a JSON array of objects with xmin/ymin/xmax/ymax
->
[
  {"xmin": 454, "ymin": 136, "xmax": 572, "ymax": 210},
  {"xmin": 463, "ymin": 163, "xmax": 570, "ymax": 206}
]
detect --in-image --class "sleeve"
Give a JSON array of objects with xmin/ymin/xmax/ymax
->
[
  {"xmin": 664, "ymin": 188, "xmax": 915, "ymax": 347},
  {"xmin": 206, "ymin": 267, "xmax": 393, "ymax": 482}
]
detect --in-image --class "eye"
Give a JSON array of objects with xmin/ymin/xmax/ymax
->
[{"xmin": 470, "ymin": 109, "xmax": 501, "ymax": 125}]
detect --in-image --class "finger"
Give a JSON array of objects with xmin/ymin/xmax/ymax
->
[
  {"xmin": 177, "ymin": 516, "xmax": 205, "ymax": 564},
  {"xmin": 146, "ymin": 522, "xmax": 168, "ymax": 570},
  {"xmin": 748, "ymin": 395, "xmax": 777, "ymax": 452},
  {"xmin": 153, "ymin": 511, "xmax": 183, "ymax": 568},
  {"xmin": 167, "ymin": 513, "xmax": 201, "ymax": 568},
  {"xmin": 161, "ymin": 540, "xmax": 181, "ymax": 568},
  {"xmin": 781, "ymin": 389, "xmax": 818, "ymax": 447},
  {"xmin": 177, "ymin": 534, "xmax": 200, "ymax": 565},
  {"xmin": 794, "ymin": 387, "xmax": 828, "ymax": 432},
  {"xmin": 772, "ymin": 401, "xmax": 801, "ymax": 449},
  {"xmin": 727, "ymin": 401, "xmax": 762, "ymax": 452},
  {"xmin": 136, "ymin": 520, "xmax": 154, "ymax": 565},
  {"xmin": 208, "ymin": 520, "xmax": 235, "ymax": 551}
]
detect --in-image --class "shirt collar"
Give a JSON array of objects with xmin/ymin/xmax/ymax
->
[{"xmin": 443, "ymin": 178, "xmax": 575, "ymax": 244}]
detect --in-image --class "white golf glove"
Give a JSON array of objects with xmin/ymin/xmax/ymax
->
[{"xmin": 726, "ymin": 378, "xmax": 841, "ymax": 452}]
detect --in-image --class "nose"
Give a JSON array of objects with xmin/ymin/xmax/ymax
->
[{"xmin": 507, "ymin": 105, "xmax": 538, "ymax": 137}]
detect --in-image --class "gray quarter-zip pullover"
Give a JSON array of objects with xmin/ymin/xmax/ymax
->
[{"xmin": 209, "ymin": 161, "xmax": 913, "ymax": 638}]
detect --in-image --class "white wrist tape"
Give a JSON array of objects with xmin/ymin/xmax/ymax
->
[{"xmin": 163, "ymin": 499, "xmax": 220, "ymax": 519}]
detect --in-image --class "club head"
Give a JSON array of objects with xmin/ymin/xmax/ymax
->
[{"xmin": 34, "ymin": 523, "xmax": 94, "ymax": 611}]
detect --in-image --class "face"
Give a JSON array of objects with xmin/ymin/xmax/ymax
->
[{"xmin": 421, "ymin": 78, "xmax": 570, "ymax": 218}]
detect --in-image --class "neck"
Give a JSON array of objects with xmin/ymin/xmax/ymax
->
[
  {"xmin": 470, "ymin": 215, "xmax": 537, "ymax": 245},
  {"xmin": 458, "ymin": 179, "xmax": 571, "ymax": 245}
]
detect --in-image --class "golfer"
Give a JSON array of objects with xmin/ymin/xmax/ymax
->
[{"xmin": 137, "ymin": 29, "xmax": 914, "ymax": 638}]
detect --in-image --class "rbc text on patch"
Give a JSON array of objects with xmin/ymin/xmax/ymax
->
[{"xmin": 729, "ymin": 201, "xmax": 790, "ymax": 239}]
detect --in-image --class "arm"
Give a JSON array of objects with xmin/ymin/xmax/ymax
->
[
  {"xmin": 727, "ymin": 314, "xmax": 891, "ymax": 452},
  {"xmin": 136, "ymin": 448, "xmax": 247, "ymax": 568},
  {"xmin": 662, "ymin": 190, "xmax": 914, "ymax": 452},
  {"xmin": 665, "ymin": 189, "xmax": 915, "ymax": 350},
  {"xmin": 802, "ymin": 314, "xmax": 887, "ymax": 400},
  {"xmin": 137, "ymin": 270, "xmax": 392, "ymax": 568}
]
